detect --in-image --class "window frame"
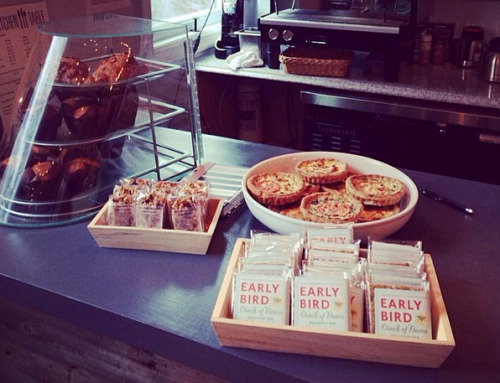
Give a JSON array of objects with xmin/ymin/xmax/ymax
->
[{"xmin": 144, "ymin": 0, "xmax": 222, "ymax": 54}]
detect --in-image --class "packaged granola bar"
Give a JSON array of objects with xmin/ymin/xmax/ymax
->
[
  {"xmin": 135, "ymin": 186, "xmax": 168, "ymax": 229},
  {"xmin": 366, "ymin": 274, "xmax": 431, "ymax": 339},
  {"xmin": 349, "ymin": 267, "xmax": 365, "ymax": 332},
  {"xmin": 107, "ymin": 181, "xmax": 140, "ymax": 226},
  {"xmin": 368, "ymin": 239, "xmax": 423, "ymax": 267},
  {"xmin": 150, "ymin": 180, "xmax": 178, "ymax": 229},
  {"xmin": 232, "ymin": 269, "xmax": 292, "ymax": 325},
  {"xmin": 166, "ymin": 180, "xmax": 211, "ymax": 232},
  {"xmin": 365, "ymin": 239, "xmax": 431, "ymax": 339},
  {"xmin": 305, "ymin": 240, "xmax": 360, "ymax": 266},
  {"xmin": 247, "ymin": 231, "xmax": 303, "ymax": 275},
  {"xmin": 299, "ymin": 257, "xmax": 366, "ymax": 332},
  {"xmin": 304, "ymin": 224, "xmax": 354, "ymax": 249},
  {"xmin": 292, "ymin": 273, "xmax": 351, "ymax": 330},
  {"xmin": 178, "ymin": 180, "xmax": 210, "ymax": 221},
  {"xmin": 168, "ymin": 193, "xmax": 205, "ymax": 231}
]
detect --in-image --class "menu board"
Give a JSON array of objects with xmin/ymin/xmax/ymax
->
[
  {"xmin": 0, "ymin": 2, "xmax": 49, "ymax": 151},
  {"xmin": 85, "ymin": 0, "xmax": 131, "ymax": 14}
]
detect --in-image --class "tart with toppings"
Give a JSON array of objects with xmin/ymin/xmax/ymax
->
[
  {"xmin": 300, "ymin": 191, "xmax": 363, "ymax": 224},
  {"xmin": 296, "ymin": 158, "xmax": 348, "ymax": 184},
  {"xmin": 269, "ymin": 204, "xmax": 304, "ymax": 220},
  {"xmin": 345, "ymin": 174, "xmax": 405, "ymax": 207},
  {"xmin": 246, "ymin": 172, "xmax": 306, "ymax": 206},
  {"xmin": 267, "ymin": 182, "xmax": 319, "ymax": 218},
  {"xmin": 358, "ymin": 204, "xmax": 401, "ymax": 222},
  {"xmin": 321, "ymin": 180, "xmax": 347, "ymax": 193},
  {"xmin": 304, "ymin": 182, "xmax": 321, "ymax": 194}
]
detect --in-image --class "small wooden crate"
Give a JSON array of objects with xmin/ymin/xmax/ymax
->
[
  {"xmin": 279, "ymin": 47, "xmax": 354, "ymax": 77},
  {"xmin": 88, "ymin": 198, "xmax": 223, "ymax": 254},
  {"xmin": 211, "ymin": 239, "xmax": 455, "ymax": 368}
]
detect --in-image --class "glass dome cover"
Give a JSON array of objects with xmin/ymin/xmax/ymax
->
[{"xmin": 0, "ymin": 15, "xmax": 203, "ymax": 227}]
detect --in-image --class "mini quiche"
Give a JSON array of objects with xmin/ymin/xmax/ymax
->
[
  {"xmin": 304, "ymin": 182, "xmax": 321, "ymax": 194},
  {"xmin": 358, "ymin": 204, "xmax": 401, "ymax": 222},
  {"xmin": 296, "ymin": 158, "xmax": 348, "ymax": 184},
  {"xmin": 269, "ymin": 204, "xmax": 304, "ymax": 220},
  {"xmin": 246, "ymin": 172, "xmax": 306, "ymax": 206},
  {"xmin": 345, "ymin": 174, "xmax": 405, "ymax": 206},
  {"xmin": 321, "ymin": 180, "xmax": 347, "ymax": 193},
  {"xmin": 300, "ymin": 191, "xmax": 363, "ymax": 224}
]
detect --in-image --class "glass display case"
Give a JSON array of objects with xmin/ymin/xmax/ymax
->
[{"xmin": 0, "ymin": 14, "xmax": 203, "ymax": 227}]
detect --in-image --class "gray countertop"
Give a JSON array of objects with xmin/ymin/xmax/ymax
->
[
  {"xmin": 196, "ymin": 52, "xmax": 500, "ymax": 112},
  {"xmin": 1, "ymin": 133, "xmax": 499, "ymax": 383}
]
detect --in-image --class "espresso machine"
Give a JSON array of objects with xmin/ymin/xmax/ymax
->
[{"xmin": 259, "ymin": 0, "xmax": 433, "ymax": 81}]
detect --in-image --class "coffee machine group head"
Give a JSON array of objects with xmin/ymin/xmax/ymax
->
[{"xmin": 215, "ymin": 0, "xmax": 244, "ymax": 59}]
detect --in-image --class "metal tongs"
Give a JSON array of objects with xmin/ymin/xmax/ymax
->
[{"xmin": 222, "ymin": 189, "xmax": 245, "ymax": 218}]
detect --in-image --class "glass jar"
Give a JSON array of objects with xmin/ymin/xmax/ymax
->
[
  {"xmin": 432, "ymin": 39, "xmax": 445, "ymax": 64},
  {"xmin": 418, "ymin": 34, "xmax": 432, "ymax": 65}
]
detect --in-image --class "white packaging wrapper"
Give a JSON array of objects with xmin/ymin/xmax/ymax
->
[
  {"xmin": 292, "ymin": 274, "xmax": 350, "ymax": 330},
  {"xmin": 134, "ymin": 186, "xmax": 168, "ymax": 229},
  {"xmin": 366, "ymin": 273, "xmax": 431, "ymax": 338},
  {"xmin": 169, "ymin": 194, "xmax": 205, "ymax": 232},
  {"xmin": 368, "ymin": 239, "xmax": 423, "ymax": 267},
  {"xmin": 177, "ymin": 181, "xmax": 210, "ymax": 224},
  {"xmin": 232, "ymin": 271, "xmax": 292, "ymax": 325},
  {"xmin": 305, "ymin": 224, "xmax": 354, "ymax": 248},
  {"xmin": 106, "ymin": 178, "xmax": 212, "ymax": 231},
  {"xmin": 107, "ymin": 200, "xmax": 135, "ymax": 226},
  {"xmin": 107, "ymin": 183, "xmax": 138, "ymax": 226},
  {"xmin": 135, "ymin": 204, "xmax": 166, "ymax": 229},
  {"xmin": 371, "ymin": 283, "xmax": 431, "ymax": 339},
  {"xmin": 248, "ymin": 231, "xmax": 303, "ymax": 275}
]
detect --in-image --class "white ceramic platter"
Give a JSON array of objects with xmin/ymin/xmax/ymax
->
[{"xmin": 242, "ymin": 152, "xmax": 419, "ymax": 241}]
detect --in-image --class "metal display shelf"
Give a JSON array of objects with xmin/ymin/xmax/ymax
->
[{"xmin": 0, "ymin": 15, "xmax": 203, "ymax": 227}]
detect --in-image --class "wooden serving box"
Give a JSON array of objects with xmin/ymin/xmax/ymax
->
[
  {"xmin": 88, "ymin": 198, "xmax": 223, "ymax": 254},
  {"xmin": 211, "ymin": 238, "xmax": 455, "ymax": 368}
]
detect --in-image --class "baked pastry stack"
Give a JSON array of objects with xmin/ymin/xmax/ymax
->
[
  {"xmin": 56, "ymin": 57, "xmax": 89, "ymax": 85},
  {"xmin": 56, "ymin": 49, "xmax": 147, "ymax": 141},
  {"xmin": 246, "ymin": 157, "xmax": 406, "ymax": 224},
  {"xmin": 11, "ymin": 49, "xmax": 149, "ymax": 202},
  {"xmin": 86, "ymin": 51, "xmax": 148, "ymax": 83}
]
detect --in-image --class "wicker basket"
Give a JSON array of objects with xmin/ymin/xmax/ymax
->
[{"xmin": 279, "ymin": 47, "xmax": 355, "ymax": 77}]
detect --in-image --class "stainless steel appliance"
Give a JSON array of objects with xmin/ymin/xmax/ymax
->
[
  {"xmin": 452, "ymin": 26, "xmax": 487, "ymax": 68},
  {"xmin": 301, "ymin": 91, "xmax": 500, "ymax": 184},
  {"xmin": 479, "ymin": 37, "xmax": 500, "ymax": 83},
  {"xmin": 259, "ymin": 0, "xmax": 432, "ymax": 81},
  {"xmin": 243, "ymin": 0, "xmax": 271, "ymax": 30}
]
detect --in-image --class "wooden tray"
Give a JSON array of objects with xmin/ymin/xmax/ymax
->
[
  {"xmin": 88, "ymin": 198, "xmax": 223, "ymax": 254},
  {"xmin": 211, "ymin": 238, "xmax": 455, "ymax": 368}
]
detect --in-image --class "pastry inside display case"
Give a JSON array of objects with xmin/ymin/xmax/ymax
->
[{"xmin": 0, "ymin": 14, "xmax": 203, "ymax": 227}]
